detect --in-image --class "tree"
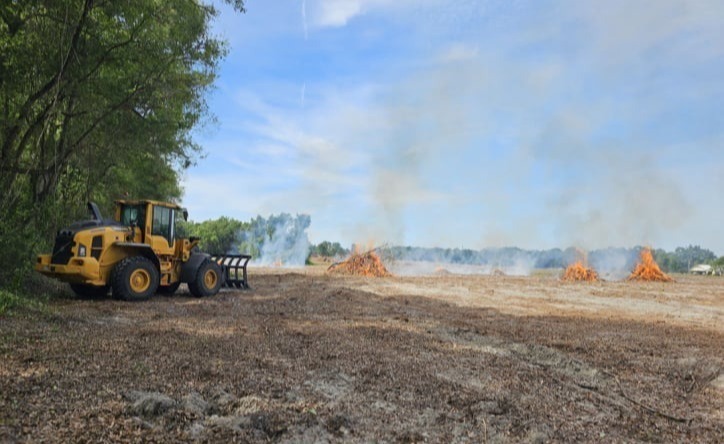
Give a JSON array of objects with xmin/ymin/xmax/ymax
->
[
  {"xmin": 0, "ymin": 0, "xmax": 244, "ymax": 287},
  {"xmin": 180, "ymin": 217, "xmax": 248, "ymax": 254},
  {"xmin": 673, "ymin": 245, "xmax": 716, "ymax": 271},
  {"xmin": 311, "ymin": 241, "xmax": 349, "ymax": 258},
  {"xmin": 653, "ymin": 245, "xmax": 717, "ymax": 273},
  {"xmin": 712, "ymin": 256, "xmax": 724, "ymax": 275}
]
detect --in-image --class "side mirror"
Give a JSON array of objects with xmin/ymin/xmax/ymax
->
[{"xmin": 183, "ymin": 209, "xmax": 188, "ymax": 221}]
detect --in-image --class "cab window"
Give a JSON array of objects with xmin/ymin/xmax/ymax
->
[
  {"xmin": 152, "ymin": 206, "xmax": 173, "ymax": 244},
  {"xmin": 174, "ymin": 210, "xmax": 188, "ymax": 240},
  {"xmin": 120, "ymin": 204, "xmax": 146, "ymax": 226}
]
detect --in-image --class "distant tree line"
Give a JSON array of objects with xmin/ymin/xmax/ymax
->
[
  {"xmin": 182, "ymin": 213, "xmax": 312, "ymax": 265},
  {"xmin": 652, "ymin": 246, "xmax": 717, "ymax": 273},
  {"xmin": 236, "ymin": 214, "xmax": 311, "ymax": 264},
  {"xmin": 182, "ymin": 216, "xmax": 349, "ymax": 262},
  {"xmin": 308, "ymin": 241, "xmax": 349, "ymax": 259},
  {"xmin": 178, "ymin": 217, "xmax": 250, "ymax": 255},
  {"xmin": 378, "ymin": 245, "xmax": 720, "ymax": 273}
]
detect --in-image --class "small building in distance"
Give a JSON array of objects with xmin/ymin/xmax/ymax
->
[{"xmin": 689, "ymin": 264, "xmax": 715, "ymax": 275}]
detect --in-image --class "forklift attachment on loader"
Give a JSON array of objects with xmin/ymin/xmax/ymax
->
[{"xmin": 212, "ymin": 254, "xmax": 252, "ymax": 289}]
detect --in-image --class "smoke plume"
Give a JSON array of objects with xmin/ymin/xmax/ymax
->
[{"xmin": 236, "ymin": 214, "xmax": 311, "ymax": 266}]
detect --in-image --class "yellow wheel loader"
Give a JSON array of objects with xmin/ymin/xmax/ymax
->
[{"xmin": 35, "ymin": 200, "xmax": 250, "ymax": 301}]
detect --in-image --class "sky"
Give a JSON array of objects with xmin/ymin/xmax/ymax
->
[{"xmin": 182, "ymin": 0, "xmax": 724, "ymax": 255}]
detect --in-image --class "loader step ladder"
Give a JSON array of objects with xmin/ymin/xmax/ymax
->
[{"xmin": 212, "ymin": 254, "xmax": 252, "ymax": 289}]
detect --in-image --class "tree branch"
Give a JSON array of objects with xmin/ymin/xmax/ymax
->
[{"xmin": 1, "ymin": 0, "xmax": 94, "ymax": 163}]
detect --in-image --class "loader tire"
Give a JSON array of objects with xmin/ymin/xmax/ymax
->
[
  {"xmin": 112, "ymin": 256, "xmax": 159, "ymax": 302},
  {"xmin": 70, "ymin": 283, "xmax": 109, "ymax": 299},
  {"xmin": 188, "ymin": 260, "xmax": 223, "ymax": 298},
  {"xmin": 157, "ymin": 281, "xmax": 181, "ymax": 296}
]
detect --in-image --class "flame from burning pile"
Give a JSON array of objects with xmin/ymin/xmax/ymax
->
[
  {"xmin": 628, "ymin": 248, "xmax": 674, "ymax": 282},
  {"xmin": 327, "ymin": 249, "xmax": 392, "ymax": 277},
  {"xmin": 562, "ymin": 261, "xmax": 600, "ymax": 282},
  {"xmin": 561, "ymin": 249, "xmax": 600, "ymax": 282}
]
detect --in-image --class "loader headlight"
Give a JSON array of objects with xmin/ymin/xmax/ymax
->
[{"xmin": 78, "ymin": 245, "xmax": 87, "ymax": 257}]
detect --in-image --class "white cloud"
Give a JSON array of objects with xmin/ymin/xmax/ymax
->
[
  {"xmin": 310, "ymin": 0, "xmax": 429, "ymax": 28},
  {"xmin": 181, "ymin": 174, "xmax": 257, "ymax": 221},
  {"xmin": 567, "ymin": 0, "xmax": 724, "ymax": 64},
  {"xmin": 316, "ymin": 0, "xmax": 363, "ymax": 27},
  {"xmin": 438, "ymin": 43, "xmax": 479, "ymax": 63}
]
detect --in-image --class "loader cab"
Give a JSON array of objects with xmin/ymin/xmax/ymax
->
[{"xmin": 115, "ymin": 200, "xmax": 187, "ymax": 255}]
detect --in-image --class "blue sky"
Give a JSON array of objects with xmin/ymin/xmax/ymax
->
[{"xmin": 183, "ymin": 0, "xmax": 724, "ymax": 254}]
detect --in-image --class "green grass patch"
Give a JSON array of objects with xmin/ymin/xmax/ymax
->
[{"xmin": 0, "ymin": 289, "xmax": 46, "ymax": 315}]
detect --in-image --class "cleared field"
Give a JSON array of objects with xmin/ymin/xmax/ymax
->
[{"xmin": 1, "ymin": 269, "xmax": 722, "ymax": 442}]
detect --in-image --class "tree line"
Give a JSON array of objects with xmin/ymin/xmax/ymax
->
[
  {"xmin": 181, "ymin": 213, "xmax": 313, "ymax": 266},
  {"xmin": 181, "ymin": 216, "xmax": 722, "ymax": 274},
  {"xmin": 381, "ymin": 245, "xmax": 720, "ymax": 273}
]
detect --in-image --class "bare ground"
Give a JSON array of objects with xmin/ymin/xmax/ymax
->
[{"xmin": 0, "ymin": 269, "xmax": 722, "ymax": 443}]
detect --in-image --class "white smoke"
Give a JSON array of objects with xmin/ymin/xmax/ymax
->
[
  {"xmin": 193, "ymin": 0, "xmax": 724, "ymax": 255},
  {"xmin": 588, "ymin": 248, "xmax": 639, "ymax": 281},
  {"xmin": 389, "ymin": 260, "xmax": 534, "ymax": 277},
  {"xmin": 382, "ymin": 246, "xmax": 537, "ymax": 277},
  {"xmin": 237, "ymin": 214, "xmax": 311, "ymax": 266},
  {"xmin": 383, "ymin": 246, "xmax": 651, "ymax": 279}
]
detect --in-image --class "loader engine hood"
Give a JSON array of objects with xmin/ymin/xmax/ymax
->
[
  {"xmin": 50, "ymin": 221, "xmax": 124, "ymax": 265},
  {"xmin": 50, "ymin": 203, "xmax": 124, "ymax": 265}
]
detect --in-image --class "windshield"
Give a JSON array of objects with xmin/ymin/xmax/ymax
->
[{"xmin": 119, "ymin": 204, "xmax": 146, "ymax": 226}]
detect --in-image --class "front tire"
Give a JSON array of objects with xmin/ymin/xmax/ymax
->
[
  {"xmin": 70, "ymin": 283, "xmax": 109, "ymax": 299},
  {"xmin": 112, "ymin": 256, "xmax": 159, "ymax": 302},
  {"xmin": 188, "ymin": 260, "xmax": 223, "ymax": 298}
]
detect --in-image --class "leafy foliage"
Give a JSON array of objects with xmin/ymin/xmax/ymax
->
[
  {"xmin": 0, "ymin": 288, "xmax": 47, "ymax": 315},
  {"xmin": 179, "ymin": 217, "xmax": 249, "ymax": 254},
  {"xmin": 181, "ymin": 213, "xmax": 312, "ymax": 266},
  {"xmin": 653, "ymin": 245, "xmax": 717, "ymax": 273},
  {"xmin": 0, "ymin": 0, "xmax": 244, "ymax": 293}
]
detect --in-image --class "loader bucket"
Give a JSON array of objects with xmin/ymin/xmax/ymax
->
[{"xmin": 211, "ymin": 254, "xmax": 252, "ymax": 289}]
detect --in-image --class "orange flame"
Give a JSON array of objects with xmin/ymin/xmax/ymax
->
[
  {"xmin": 628, "ymin": 248, "xmax": 674, "ymax": 282},
  {"xmin": 562, "ymin": 261, "xmax": 600, "ymax": 282},
  {"xmin": 561, "ymin": 248, "xmax": 600, "ymax": 282}
]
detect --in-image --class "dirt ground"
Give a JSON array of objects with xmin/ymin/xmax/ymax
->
[{"xmin": 1, "ymin": 268, "xmax": 722, "ymax": 443}]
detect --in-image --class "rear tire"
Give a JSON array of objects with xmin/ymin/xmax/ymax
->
[
  {"xmin": 112, "ymin": 256, "xmax": 159, "ymax": 302},
  {"xmin": 188, "ymin": 260, "xmax": 223, "ymax": 298},
  {"xmin": 157, "ymin": 281, "xmax": 181, "ymax": 296},
  {"xmin": 70, "ymin": 284, "xmax": 109, "ymax": 299}
]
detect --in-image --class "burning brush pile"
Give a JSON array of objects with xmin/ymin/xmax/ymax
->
[
  {"xmin": 628, "ymin": 248, "xmax": 674, "ymax": 282},
  {"xmin": 562, "ymin": 261, "xmax": 600, "ymax": 282},
  {"xmin": 327, "ymin": 249, "xmax": 392, "ymax": 277},
  {"xmin": 561, "ymin": 249, "xmax": 600, "ymax": 282}
]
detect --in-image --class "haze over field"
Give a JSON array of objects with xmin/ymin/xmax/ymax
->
[{"xmin": 184, "ymin": 0, "xmax": 724, "ymax": 255}]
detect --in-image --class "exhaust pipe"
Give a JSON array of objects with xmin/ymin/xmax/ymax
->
[{"xmin": 87, "ymin": 202, "xmax": 103, "ymax": 221}]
